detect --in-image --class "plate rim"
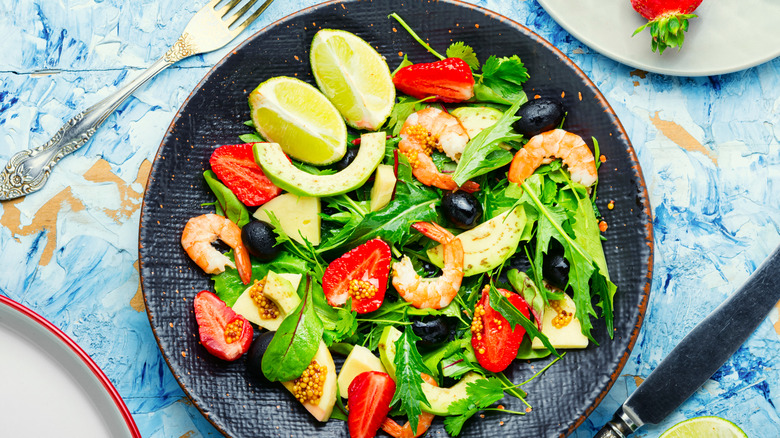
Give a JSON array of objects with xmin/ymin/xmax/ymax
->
[
  {"xmin": 537, "ymin": 0, "xmax": 780, "ymax": 76},
  {"xmin": 138, "ymin": 0, "xmax": 655, "ymax": 436},
  {"xmin": 0, "ymin": 295, "xmax": 142, "ymax": 438}
]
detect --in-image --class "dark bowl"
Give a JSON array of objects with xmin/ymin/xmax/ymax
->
[{"xmin": 139, "ymin": 1, "xmax": 653, "ymax": 437}]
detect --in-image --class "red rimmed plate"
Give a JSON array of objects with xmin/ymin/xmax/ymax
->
[{"xmin": 0, "ymin": 295, "xmax": 140, "ymax": 438}]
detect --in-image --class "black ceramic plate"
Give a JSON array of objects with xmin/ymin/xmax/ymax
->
[{"xmin": 139, "ymin": 1, "xmax": 653, "ymax": 437}]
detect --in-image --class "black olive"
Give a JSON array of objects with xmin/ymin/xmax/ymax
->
[
  {"xmin": 246, "ymin": 331, "xmax": 275, "ymax": 382},
  {"xmin": 333, "ymin": 148, "xmax": 359, "ymax": 171},
  {"xmin": 420, "ymin": 260, "xmax": 442, "ymax": 278},
  {"xmin": 512, "ymin": 98, "xmax": 566, "ymax": 138},
  {"xmin": 543, "ymin": 242, "xmax": 570, "ymax": 290},
  {"xmin": 241, "ymin": 220, "xmax": 280, "ymax": 261},
  {"xmin": 411, "ymin": 316, "xmax": 451, "ymax": 345},
  {"xmin": 441, "ymin": 191, "xmax": 483, "ymax": 230}
]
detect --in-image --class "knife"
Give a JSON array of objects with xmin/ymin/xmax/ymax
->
[{"xmin": 595, "ymin": 244, "xmax": 780, "ymax": 437}]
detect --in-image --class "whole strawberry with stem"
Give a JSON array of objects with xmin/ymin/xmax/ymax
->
[{"xmin": 631, "ymin": 0, "xmax": 703, "ymax": 54}]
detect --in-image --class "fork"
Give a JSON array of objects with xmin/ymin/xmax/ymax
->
[{"xmin": 0, "ymin": 0, "xmax": 275, "ymax": 201}]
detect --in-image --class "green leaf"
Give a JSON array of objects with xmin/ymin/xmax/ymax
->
[
  {"xmin": 388, "ymin": 13, "xmax": 445, "ymax": 60},
  {"xmin": 391, "ymin": 53, "xmax": 414, "ymax": 76},
  {"xmin": 487, "ymin": 284, "xmax": 558, "ymax": 357},
  {"xmin": 384, "ymin": 95, "xmax": 430, "ymax": 137},
  {"xmin": 443, "ymin": 377, "xmax": 505, "ymax": 436},
  {"xmin": 238, "ymin": 132, "xmax": 264, "ymax": 143},
  {"xmin": 212, "ymin": 252, "xmax": 309, "ymax": 306},
  {"xmin": 261, "ymin": 276, "xmax": 325, "ymax": 382},
  {"xmin": 452, "ymin": 97, "xmax": 525, "ymax": 186},
  {"xmin": 391, "ymin": 326, "xmax": 431, "ymax": 432},
  {"xmin": 203, "ymin": 170, "xmax": 251, "ymax": 227},
  {"xmin": 507, "ymin": 269, "xmax": 544, "ymax": 325},
  {"xmin": 446, "ymin": 41, "xmax": 480, "ymax": 70},
  {"xmin": 479, "ymin": 55, "xmax": 529, "ymax": 102}
]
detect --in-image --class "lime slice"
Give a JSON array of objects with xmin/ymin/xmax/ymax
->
[
  {"xmin": 248, "ymin": 76, "xmax": 347, "ymax": 166},
  {"xmin": 659, "ymin": 416, "xmax": 747, "ymax": 438},
  {"xmin": 310, "ymin": 29, "xmax": 395, "ymax": 131}
]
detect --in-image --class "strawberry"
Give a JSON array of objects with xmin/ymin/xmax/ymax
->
[
  {"xmin": 322, "ymin": 238, "xmax": 391, "ymax": 314},
  {"xmin": 471, "ymin": 286, "xmax": 530, "ymax": 373},
  {"xmin": 392, "ymin": 58, "xmax": 475, "ymax": 103},
  {"xmin": 348, "ymin": 371, "xmax": 396, "ymax": 438},
  {"xmin": 630, "ymin": 0, "xmax": 703, "ymax": 54},
  {"xmin": 209, "ymin": 143, "xmax": 282, "ymax": 206},
  {"xmin": 194, "ymin": 290, "xmax": 253, "ymax": 361}
]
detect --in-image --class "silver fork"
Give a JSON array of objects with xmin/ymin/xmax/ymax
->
[{"xmin": 0, "ymin": 0, "xmax": 275, "ymax": 201}]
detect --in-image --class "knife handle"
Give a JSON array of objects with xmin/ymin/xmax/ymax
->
[{"xmin": 594, "ymin": 409, "xmax": 637, "ymax": 438}]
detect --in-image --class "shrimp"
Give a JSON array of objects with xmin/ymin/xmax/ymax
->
[
  {"xmin": 380, "ymin": 374, "xmax": 437, "ymax": 438},
  {"xmin": 399, "ymin": 107, "xmax": 479, "ymax": 193},
  {"xmin": 392, "ymin": 222, "xmax": 463, "ymax": 309},
  {"xmin": 508, "ymin": 129, "xmax": 598, "ymax": 187},
  {"xmin": 181, "ymin": 214, "xmax": 251, "ymax": 285}
]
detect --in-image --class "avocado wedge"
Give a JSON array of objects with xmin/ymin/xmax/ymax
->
[{"xmin": 254, "ymin": 131, "xmax": 385, "ymax": 197}]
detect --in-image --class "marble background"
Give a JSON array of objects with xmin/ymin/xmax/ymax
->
[{"xmin": 1, "ymin": 0, "xmax": 778, "ymax": 437}]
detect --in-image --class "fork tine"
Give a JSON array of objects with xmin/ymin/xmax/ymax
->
[
  {"xmin": 217, "ymin": 0, "xmax": 243, "ymax": 18},
  {"xmin": 232, "ymin": 0, "xmax": 275, "ymax": 34},
  {"xmin": 227, "ymin": 0, "xmax": 260, "ymax": 27}
]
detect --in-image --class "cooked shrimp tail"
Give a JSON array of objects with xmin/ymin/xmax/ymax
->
[
  {"xmin": 399, "ymin": 107, "xmax": 479, "ymax": 193},
  {"xmin": 392, "ymin": 221, "xmax": 463, "ymax": 309},
  {"xmin": 508, "ymin": 129, "xmax": 598, "ymax": 187},
  {"xmin": 181, "ymin": 214, "xmax": 252, "ymax": 285},
  {"xmin": 381, "ymin": 374, "xmax": 436, "ymax": 438}
]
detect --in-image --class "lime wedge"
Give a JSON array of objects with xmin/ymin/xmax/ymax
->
[
  {"xmin": 310, "ymin": 29, "xmax": 395, "ymax": 131},
  {"xmin": 659, "ymin": 416, "xmax": 747, "ymax": 438},
  {"xmin": 248, "ymin": 76, "xmax": 347, "ymax": 166}
]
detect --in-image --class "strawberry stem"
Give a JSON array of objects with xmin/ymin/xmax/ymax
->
[{"xmin": 388, "ymin": 13, "xmax": 446, "ymax": 60}]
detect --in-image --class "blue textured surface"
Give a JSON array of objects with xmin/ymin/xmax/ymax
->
[{"xmin": 1, "ymin": 1, "xmax": 779, "ymax": 437}]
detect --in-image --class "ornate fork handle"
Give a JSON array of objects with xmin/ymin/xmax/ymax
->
[{"xmin": 0, "ymin": 37, "xmax": 193, "ymax": 201}]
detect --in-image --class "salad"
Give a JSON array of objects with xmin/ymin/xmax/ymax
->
[{"xmin": 179, "ymin": 14, "xmax": 616, "ymax": 438}]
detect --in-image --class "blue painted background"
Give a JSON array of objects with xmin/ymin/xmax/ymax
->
[{"xmin": 1, "ymin": 0, "xmax": 779, "ymax": 437}]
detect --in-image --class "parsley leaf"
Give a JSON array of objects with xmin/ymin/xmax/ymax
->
[
  {"xmin": 481, "ymin": 55, "xmax": 529, "ymax": 100},
  {"xmin": 391, "ymin": 326, "xmax": 430, "ymax": 432},
  {"xmin": 446, "ymin": 41, "xmax": 480, "ymax": 70},
  {"xmin": 443, "ymin": 377, "xmax": 505, "ymax": 436}
]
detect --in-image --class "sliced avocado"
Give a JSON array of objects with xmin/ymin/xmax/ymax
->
[
  {"xmin": 253, "ymin": 193, "xmax": 321, "ymax": 245},
  {"xmin": 451, "ymin": 106, "xmax": 504, "ymax": 139},
  {"xmin": 369, "ymin": 164, "xmax": 396, "ymax": 212},
  {"xmin": 428, "ymin": 208, "xmax": 527, "ymax": 276},
  {"xmin": 232, "ymin": 272, "xmax": 302, "ymax": 330},
  {"xmin": 281, "ymin": 340, "xmax": 338, "ymax": 422},
  {"xmin": 254, "ymin": 131, "xmax": 386, "ymax": 197},
  {"xmin": 337, "ymin": 344, "xmax": 387, "ymax": 399},
  {"xmin": 377, "ymin": 326, "xmax": 485, "ymax": 415},
  {"xmin": 531, "ymin": 293, "xmax": 589, "ymax": 350}
]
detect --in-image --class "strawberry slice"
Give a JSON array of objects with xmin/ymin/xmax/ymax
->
[
  {"xmin": 322, "ymin": 238, "xmax": 391, "ymax": 314},
  {"xmin": 348, "ymin": 371, "xmax": 396, "ymax": 438},
  {"xmin": 194, "ymin": 290, "xmax": 253, "ymax": 361},
  {"xmin": 471, "ymin": 286, "xmax": 529, "ymax": 373},
  {"xmin": 393, "ymin": 58, "xmax": 475, "ymax": 103},
  {"xmin": 209, "ymin": 143, "xmax": 282, "ymax": 206}
]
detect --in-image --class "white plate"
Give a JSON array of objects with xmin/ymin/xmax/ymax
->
[
  {"xmin": 537, "ymin": 0, "xmax": 780, "ymax": 76},
  {"xmin": 0, "ymin": 295, "xmax": 140, "ymax": 438}
]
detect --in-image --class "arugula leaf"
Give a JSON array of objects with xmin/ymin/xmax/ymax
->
[
  {"xmin": 261, "ymin": 276, "xmax": 324, "ymax": 382},
  {"xmin": 487, "ymin": 284, "xmax": 558, "ymax": 357},
  {"xmin": 446, "ymin": 42, "xmax": 479, "ymax": 70},
  {"xmin": 452, "ymin": 97, "xmax": 525, "ymax": 186},
  {"xmin": 391, "ymin": 326, "xmax": 430, "ymax": 433},
  {"xmin": 443, "ymin": 377, "xmax": 505, "ymax": 436},
  {"xmin": 318, "ymin": 156, "xmax": 440, "ymax": 253},
  {"xmin": 238, "ymin": 133, "xmax": 264, "ymax": 143},
  {"xmin": 384, "ymin": 95, "xmax": 430, "ymax": 137},
  {"xmin": 203, "ymin": 170, "xmax": 251, "ymax": 227}
]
